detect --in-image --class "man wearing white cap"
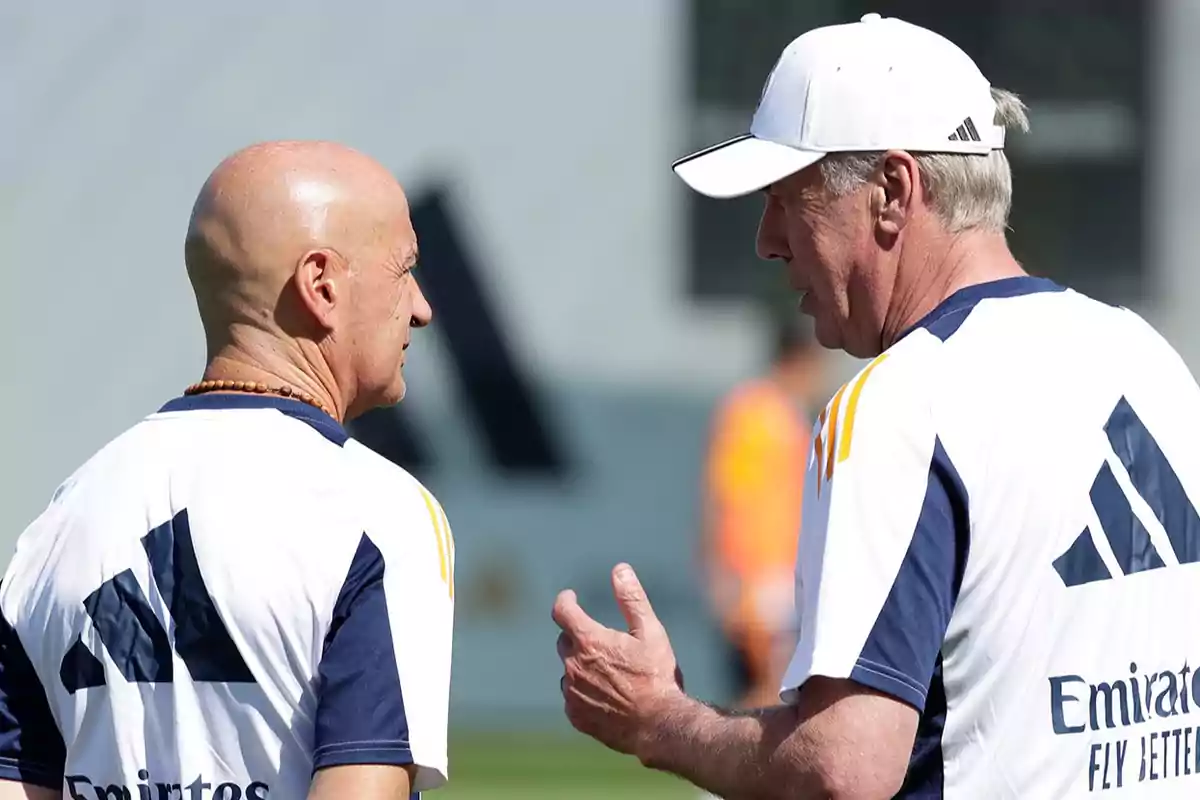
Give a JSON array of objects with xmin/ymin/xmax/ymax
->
[{"xmin": 553, "ymin": 13, "xmax": 1200, "ymax": 798}]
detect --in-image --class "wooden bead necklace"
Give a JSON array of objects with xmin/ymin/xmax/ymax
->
[{"xmin": 183, "ymin": 380, "xmax": 334, "ymax": 418}]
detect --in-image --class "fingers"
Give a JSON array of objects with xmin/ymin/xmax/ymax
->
[
  {"xmin": 610, "ymin": 563, "xmax": 663, "ymax": 641},
  {"xmin": 556, "ymin": 631, "xmax": 575, "ymax": 661},
  {"xmin": 551, "ymin": 588, "xmax": 602, "ymax": 639}
]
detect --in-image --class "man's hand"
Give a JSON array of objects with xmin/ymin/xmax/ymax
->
[
  {"xmin": 551, "ymin": 565, "xmax": 918, "ymax": 799},
  {"xmin": 552, "ymin": 563, "xmax": 685, "ymax": 759}
]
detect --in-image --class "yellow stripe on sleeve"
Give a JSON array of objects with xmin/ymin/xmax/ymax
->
[
  {"xmin": 436, "ymin": 501, "xmax": 455, "ymax": 599},
  {"xmin": 419, "ymin": 486, "xmax": 449, "ymax": 587},
  {"xmin": 813, "ymin": 407, "xmax": 828, "ymax": 497},
  {"xmin": 824, "ymin": 383, "xmax": 849, "ymax": 482},
  {"xmin": 838, "ymin": 353, "xmax": 889, "ymax": 464}
]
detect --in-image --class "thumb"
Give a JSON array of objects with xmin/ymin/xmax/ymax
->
[
  {"xmin": 551, "ymin": 589, "xmax": 601, "ymax": 639},
  {"xmin": 611, "ymin": 563, "xmax": 663, "ymax": 640}
]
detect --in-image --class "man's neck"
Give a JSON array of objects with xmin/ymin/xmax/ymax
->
[
  {"xmin": 200, "ymin": 332, "xmax": 345, "ymax": 421},
  {"xmin": 881, "ymin": 229, "xmax": 1026, "ymax": 350}
]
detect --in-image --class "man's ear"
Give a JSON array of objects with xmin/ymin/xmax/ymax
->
[
  {"xmin": 873, "ymin": 150, "xmax": 920, "ymax": 237},
  {"xmin": 293, "ymin": 249, "xmax": 342, "ymax": 331}
]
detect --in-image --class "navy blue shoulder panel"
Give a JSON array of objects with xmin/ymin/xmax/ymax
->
[
  {"xmin": 313, "ymin": 533, "xmax": 413, "ymax": 771},
  {"xmin": 849, "ymin": 439, "xmax": 970, "ymax": 798},
  {"xmin": 158, "ymin": 393, "xmax": 348, "ymax": 447},
  {"xmin": 0, "ymin": 606, "xmax": 65, "ymax": 789},
  {"xmin": 899, "ymin": 276, "xmax": 1066, "ymax": 343}
]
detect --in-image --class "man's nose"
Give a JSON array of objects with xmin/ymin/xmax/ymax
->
[
  {"xmin": 755, "ymin": 201, "xmax": 791, "ymax": 262},
  {"xmin": 412, "ymin": 279, "xmax": 433, "ymax": 328}
]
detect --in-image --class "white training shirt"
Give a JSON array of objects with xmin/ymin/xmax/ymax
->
[
  {"xmin": 782, "ymin": 276, "xmax": 1200, "ymax": 797},
  {"xmin": 0, "ymin": 394, "xmax": 455, "ymax": 800}
]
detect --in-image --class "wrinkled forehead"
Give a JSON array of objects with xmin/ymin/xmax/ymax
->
[
  {"xmin": 768, "ymin": 157, "xmax": 832, "ymax": 198},
  {"xmin": 760, "ymin": 161, "xmax": 845, "ymax": 222}
]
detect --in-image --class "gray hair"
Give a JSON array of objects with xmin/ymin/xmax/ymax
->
[{"xmin": 818, "ymin": 88, "xmax": 1030, "ymax": 233}]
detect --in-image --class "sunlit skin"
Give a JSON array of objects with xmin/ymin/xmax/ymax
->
[
  {"xmin": 184, "ymin": 140, "xmax": 433, "ymax": 422},
  {"xmin": 755, "ymin": 152, "xmax": 1024, "ymax": 358}
]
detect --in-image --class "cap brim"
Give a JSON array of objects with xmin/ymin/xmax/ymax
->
[{"xmin": 671, "ymin": 134, "xmax": 825, "ymax": 199}]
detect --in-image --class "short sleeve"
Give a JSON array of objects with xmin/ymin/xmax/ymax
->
[
  {"xmin": 780, "ymin": 354, "xmax": 969, "ymax": 711},
  {"xmin": 0, "ymin": 605, "xmax": 65, "ymax": 789},
  {"xmin": 313, "ymin": 485, "xmax": 454, "ymax": 793}
]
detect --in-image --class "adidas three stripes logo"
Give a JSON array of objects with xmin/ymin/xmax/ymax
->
[
  {"xmin": 948, "ymin": 117, "xmax": 982, "ymax": 143},
  {"xmin": 1053, "ymin": 397, "xmax": 1200, "ymax": 587}
]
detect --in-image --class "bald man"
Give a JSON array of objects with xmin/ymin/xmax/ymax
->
[{"xmin": 0, "ymin": 141, "xmax": 452, "ymax": 800}]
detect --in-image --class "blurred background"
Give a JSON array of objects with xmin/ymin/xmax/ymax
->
[{"xmin": 2, "ymin": 1, "xmax": 1196, "ymax": 797}]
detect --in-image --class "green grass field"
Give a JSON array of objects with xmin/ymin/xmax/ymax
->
[{"xmin": 439, "ymin": 732, "xmax": 698, "ymax": 799}]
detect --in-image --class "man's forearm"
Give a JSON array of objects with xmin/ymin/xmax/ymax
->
[
  {"xmin": 635, "ymin": 694, "xmax": 824, "ymax": 800},
  {"xmin": 0, "ymin": 780, "xmax": 59, "ymax": 800}
]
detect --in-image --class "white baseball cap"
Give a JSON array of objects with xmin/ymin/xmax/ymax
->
[{"xmin": 673, "ymin": 13, "xmax": 1004, "ymax": 199}]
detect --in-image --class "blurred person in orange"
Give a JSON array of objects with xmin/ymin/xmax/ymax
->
[{"xmin": 701, "ymin": 316, "xmax": 825, "ymax": 710}]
